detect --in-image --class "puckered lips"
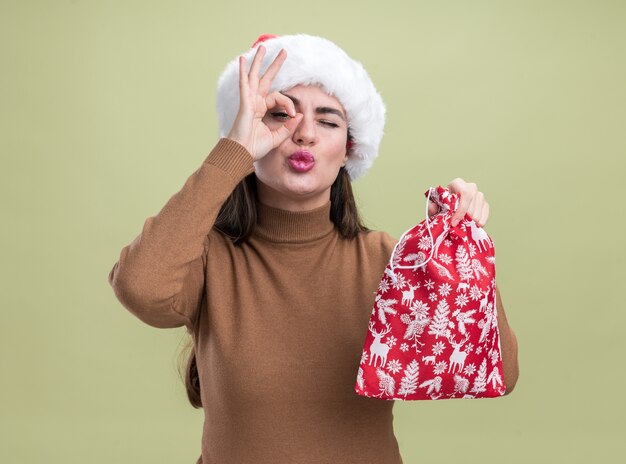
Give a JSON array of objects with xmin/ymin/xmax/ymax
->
[{"xmin": 287, "ymin": 150, "xmax": 315, "ymax": 173}]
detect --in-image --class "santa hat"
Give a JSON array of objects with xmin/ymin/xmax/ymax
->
[{"xmin": 216, "ymin": 33, "xmax": 386, "ymax": 182}]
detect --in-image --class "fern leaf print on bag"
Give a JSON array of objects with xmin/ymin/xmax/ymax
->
[{"xmin": 354, "ymin": 185, "xmax": 506, "ymax": 401}]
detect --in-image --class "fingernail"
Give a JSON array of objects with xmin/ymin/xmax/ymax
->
[{"xmin": 451, "ymin": 218, "xmax": 459, "ymax": 227}]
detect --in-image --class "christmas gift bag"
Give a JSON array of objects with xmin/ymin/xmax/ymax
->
[{"xmin": 354, "ymin": 185, "xmax": 506, "ymax": 400}]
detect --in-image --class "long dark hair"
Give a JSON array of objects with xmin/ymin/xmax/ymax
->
[{"xmin": 177, "ymin": 138, "xmax": 372, "ymax": 410}]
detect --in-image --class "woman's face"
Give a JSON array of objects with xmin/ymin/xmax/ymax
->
[{"xmin": 253, "ymin": 84, "xmax": 349, "ymax": 211}]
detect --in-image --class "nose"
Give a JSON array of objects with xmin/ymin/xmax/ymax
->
[{"xmin": 292, "ymin": 113, "xmax": 317, "ymax": 146}]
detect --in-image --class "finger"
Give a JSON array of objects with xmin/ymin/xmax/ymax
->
[
  {"xmin": 259, "ymin": 48, "xmax": 287, "ymax": 94},
  {"xmin": 238, "ymin": 56, "xmax": 249, "ymax": 104},
  {"xmin": 448, "ymin": 183, "xmax": 468, "ymax": 227},
  {"xmin": 467, "ymin": 191, "xmax": 484, "ymax": 223},
  {"xmin": 478, "ymin": 201, "xmax": 490, "ymax": 227},
  {"xmin": 248, "ymin": 45, "xmax": 266, "ymax": 88},
  {"xmin": 239, "ymin": 56, "xmax": 248, "ymax": 85},
  {"xmin": 265, "ymin": 91, "xmax": 296, "ymax": 117},
  {"xmin": 447, "ymin": 177, "xmax": 466, "ymax": 189},
  {"xmin": 449, "ymin": 182, "xmax": 476, "ymax": 227}
]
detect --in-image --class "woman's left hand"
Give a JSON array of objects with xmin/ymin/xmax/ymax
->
[{"xmin": 428, "ymin": 178, "xmax": 490, "ymax": 228}]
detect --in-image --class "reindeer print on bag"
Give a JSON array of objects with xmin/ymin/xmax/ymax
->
[{"xmin": 354, "ymin": 185, "xmax": 506, "ymax": 401}]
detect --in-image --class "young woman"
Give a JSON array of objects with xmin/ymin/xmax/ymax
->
[{"xmin": 108, "ymin": 33, "xmax": 519, "ymax": 464}]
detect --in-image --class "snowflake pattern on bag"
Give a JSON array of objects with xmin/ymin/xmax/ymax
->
[{"xmin": 354, "ymin": 185, "xmax": 506, "ymax": 401}]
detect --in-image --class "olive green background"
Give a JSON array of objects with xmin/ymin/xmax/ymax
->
[{"xmin": 2, "ymin": 0, "xmax": 624, "ymax": 462}]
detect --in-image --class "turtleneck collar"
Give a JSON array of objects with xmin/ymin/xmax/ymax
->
[{"xmin": 254, "ymin": 200, "xmax": 335, "ymax": 243}]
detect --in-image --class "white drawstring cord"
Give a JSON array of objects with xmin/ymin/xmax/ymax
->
[{"xmin": 388, "ymin": 187, "xmax": 437, "ymax": 274}]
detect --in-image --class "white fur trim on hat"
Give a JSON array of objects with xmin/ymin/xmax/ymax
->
[{"xmin": 216, "ymin": 33, "xmax": 386, "ymax": 181}]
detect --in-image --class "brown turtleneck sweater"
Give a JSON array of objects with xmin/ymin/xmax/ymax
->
[{"xmin": 108, "ymin": 138, "xmax": 404, "ymax": 463}]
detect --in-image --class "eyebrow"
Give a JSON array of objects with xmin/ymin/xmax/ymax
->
[{"xmin": 279, "ymin": 92, "xmax": 346, "ymax": 122}]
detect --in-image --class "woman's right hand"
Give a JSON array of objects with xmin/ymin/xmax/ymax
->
[{"xmin": 226, "ymin": 45, "xmax": 303, "ymax": 161}]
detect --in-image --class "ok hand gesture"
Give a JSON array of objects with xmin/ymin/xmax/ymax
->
[{"xmin": 226, "ymin": 45, "xmax": 304, "ymax": 161}]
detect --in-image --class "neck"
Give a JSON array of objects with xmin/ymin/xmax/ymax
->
[{"xmin": 254, "ymin": 200, "xmax": 335, "ymax": 243}]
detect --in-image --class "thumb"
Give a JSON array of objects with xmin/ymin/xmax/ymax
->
[
  {"xmin": 450, "ymin": 211, "xmax": 467, "ymax": 227},
  {"xmin": 428, "ymin": 200, "xmax": 440, "ymax": 217}
]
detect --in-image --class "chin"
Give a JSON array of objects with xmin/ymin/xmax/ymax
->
[
  {"xmin": 282, "ymin": 178, "xmax": 334, "ymax": 200},
  {"xmin": 282, "ymin": 183, "xmax": 322, "ymax": 198}
]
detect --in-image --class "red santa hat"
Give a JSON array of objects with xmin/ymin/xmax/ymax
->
[{"xmin": 216, "ymin": 33, "xmax": 386, "ymax": 181}]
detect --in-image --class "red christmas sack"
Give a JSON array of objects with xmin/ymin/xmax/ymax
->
[{"xmin": 354, "ymin": 185, "xmax": 506, "ymax": 400}]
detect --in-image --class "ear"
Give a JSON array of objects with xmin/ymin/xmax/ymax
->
[{"xmin": 343, "ymin": 138, "xmax": 352, "ymax": 166}]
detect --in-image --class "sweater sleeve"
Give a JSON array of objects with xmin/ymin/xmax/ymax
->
[{"xmin": 107, "ymin": 138, "xmax": 255, "ymax": 329}]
